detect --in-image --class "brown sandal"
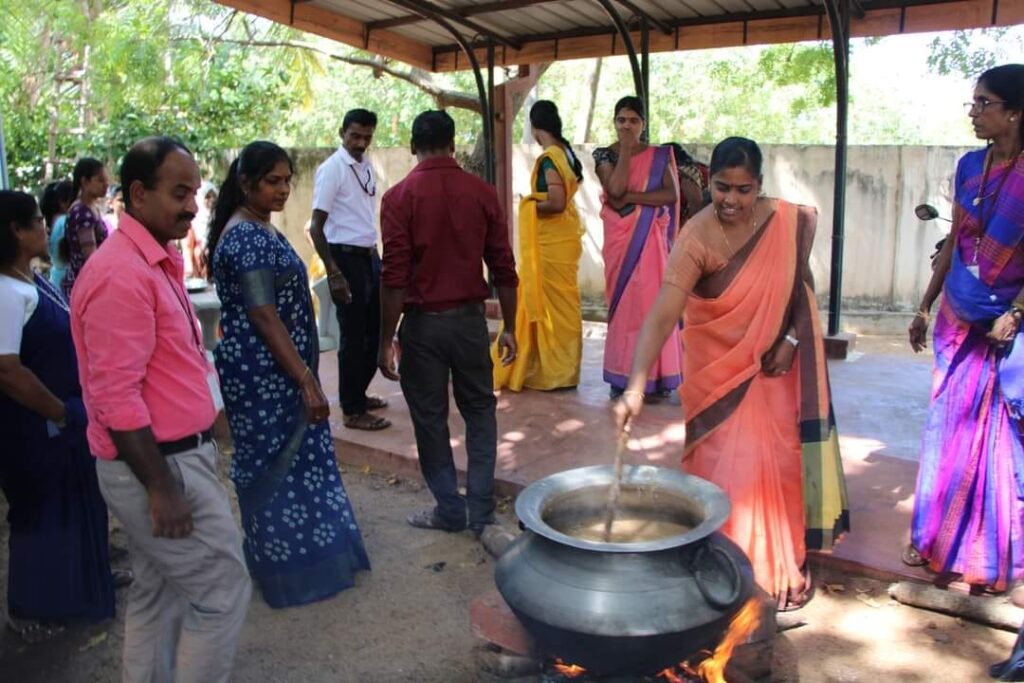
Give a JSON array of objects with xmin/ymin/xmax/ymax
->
[
  {"xmin": 365, "ymin": 395, "xmax": 389, "ymax": 411},
  {"xmin": 343, "ymin": 413, "xmax": 391, "ymax": 431}
]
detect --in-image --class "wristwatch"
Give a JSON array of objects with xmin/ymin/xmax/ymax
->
[{"xmin": 784, "ymin": 334, "xmax": 800, "ymax": 348}]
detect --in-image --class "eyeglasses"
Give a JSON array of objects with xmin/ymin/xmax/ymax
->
[{"xmin": 964, "ymin": 98, "xmax": 1008, "ymax": 114}]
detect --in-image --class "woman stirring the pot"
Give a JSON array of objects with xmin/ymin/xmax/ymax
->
[{"xmin": 614, "ymin": 137, "xmax": 849, "ymax": 610}]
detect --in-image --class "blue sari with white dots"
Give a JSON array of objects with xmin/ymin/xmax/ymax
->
[{"xmin": 213, "ymin": 221, "xmax": 370, "ymax": 608}]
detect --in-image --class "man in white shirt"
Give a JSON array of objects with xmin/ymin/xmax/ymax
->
[{"xmin": 309, "ymin": 109, "xmax": 391, "ymax": 431}]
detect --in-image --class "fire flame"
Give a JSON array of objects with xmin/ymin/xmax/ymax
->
[
  {"xmin": 654, "ymin": 596, "xmax": 762, "ymax": 682},
  {"xmin": 656, "ymin": 667, "xmax": 687, "ymax": 683},
  {"xmin": 697, "ymin": 596, "xmax": 762, "ymax": 682},
  {"xmin": 552, "ymin": 658, "xmax": 587, "ymax": 678}
]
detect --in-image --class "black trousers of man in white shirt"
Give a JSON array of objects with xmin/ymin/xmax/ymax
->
[{"xmin": 329, "ymin": 244, "xmax": 380, "ymax": 416}]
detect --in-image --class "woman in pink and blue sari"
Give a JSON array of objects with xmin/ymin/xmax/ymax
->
[
  {"xmin": 907, "ymin": 64, "xmax": 1024, "ymax": 595},
  {"xmin": 593, "ymin": 96, "xmax": 682, "ymax": 399}
]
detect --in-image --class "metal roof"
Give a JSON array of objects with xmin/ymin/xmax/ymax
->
[{"xmin": 217, "ymin": 0, "xmax": 1021, "ymax": 71}]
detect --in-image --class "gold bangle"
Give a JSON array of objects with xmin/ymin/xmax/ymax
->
[
  {"xmin": 622, "ymin": 390, "xmax": 645, "ymax": 400},
  {"xmin": 298, "ymin": 366, "xmax": 311, "ymax": 383},
  {"xmin": 915, "ymin": 309, "xmax": 929, "ymax": 320}
]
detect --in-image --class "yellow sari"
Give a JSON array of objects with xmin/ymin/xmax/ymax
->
[{"xmin": 493, "ymin": 146, "xmax": 584, "ymax": 391}]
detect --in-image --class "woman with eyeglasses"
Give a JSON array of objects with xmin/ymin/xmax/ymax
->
[
  {"xmin": 0, "ymin": 191, "xmax": 116, "ymax": 641},
  {"xmin": 906, "ymin": 64, "xmax": 1024, "ymax": 598}
]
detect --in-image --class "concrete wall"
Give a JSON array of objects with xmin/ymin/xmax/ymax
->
[{"xmin": 272, "ymin": 143, "xmax": 971, "ymax": 314}]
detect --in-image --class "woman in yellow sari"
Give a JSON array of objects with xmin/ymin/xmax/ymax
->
[
  {"xmin": 614, "ymin": 137, "xmax": 849, "ymax": 610},
  {"xmin": 494, "ymin": 100, "xmax": 585, "ymax": 391}
]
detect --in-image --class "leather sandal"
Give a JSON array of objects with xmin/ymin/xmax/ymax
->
[
  {"xmin": 343, "ymin": 413, "xmax": 391, "ymax": 431},
  {"xmin": 406, "ymin": 508, "xmax": 465, "ymax": 532},
  {"xmin": 365, "ymin": 395, "xmax": 389, "ymax": 411}
]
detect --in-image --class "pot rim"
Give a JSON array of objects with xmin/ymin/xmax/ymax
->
[{"xmin": 514, "ymin": 465, "xmax": 732, "ymax": 553}]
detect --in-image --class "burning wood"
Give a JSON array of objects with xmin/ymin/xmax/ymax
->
[
  {"xmin": 698, "ymin": 597, "xmax": 761, "ymax": 682},
  {"xmin": 552, "ymin": 658, "xmax": 587, "ymax": 678},
  {"xmin": 653, "ymin": 596, "xmax": 762, "ymax": 683}
]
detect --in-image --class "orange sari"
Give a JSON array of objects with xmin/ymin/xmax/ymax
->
[{"xmin": 677, "ymin": 200, "xmax": 848, "ymax": 599}]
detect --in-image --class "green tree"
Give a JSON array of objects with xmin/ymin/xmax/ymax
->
[{"xmin": 927, "ymin": 28, "xmax": 1024, "ymax": 79}]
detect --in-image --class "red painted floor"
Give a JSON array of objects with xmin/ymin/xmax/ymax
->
[{"xmin": 321, "ymin": 329, "xmax": 931, "ymax": 584}]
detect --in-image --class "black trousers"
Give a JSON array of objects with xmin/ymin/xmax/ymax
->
[
  {"xmin": 329, "ymin": 245, "xmax": 381, "ymax": 416},
  {"xmin": 398, "ymin": 307, "xmax": 497, "ymax": 529}
]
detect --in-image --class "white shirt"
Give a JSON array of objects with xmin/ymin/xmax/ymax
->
[
  {"xmin": 312, "ymin": 146, "xmax": 378, "ymax": 247},
  {"xmin": 0, "ymin": 274, "xmax": 39, "ymax": 354}
]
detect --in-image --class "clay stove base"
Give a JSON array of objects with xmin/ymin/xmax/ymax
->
[{"xmin": 470, "ymin": 590, "xmax": 775, "ymax": 682}]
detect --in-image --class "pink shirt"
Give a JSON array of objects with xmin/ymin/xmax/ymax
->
[{"xmin": 71, "ymin": 213, "xmax": 217, "ymax": 460}]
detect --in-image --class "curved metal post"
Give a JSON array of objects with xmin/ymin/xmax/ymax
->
[
  {"xmin": 486, "ymin": 41, "xmax": 496, "ymax": 184},
  {"xmin": 380, "ymin": 0, "xmax": 494, "ymax": 183},
  {"xmin": 594, "ymin": 0, "xmax": 646, "ymax": 108},
  {"xmin": 824, "ymin": 0, "xmax": 850, "ymax": 337}
]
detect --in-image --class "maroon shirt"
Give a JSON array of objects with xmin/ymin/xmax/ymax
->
[{"xmin": 381, "ymin": 156, "xmax": 518, "ymax": 311}]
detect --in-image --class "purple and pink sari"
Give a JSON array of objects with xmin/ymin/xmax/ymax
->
[
  {"xmin": 912, "ymin": 148, "xmax": 1024, "ymax": 590},
  {"xmin": 601, "ymin": 145, "xmax": 683, "ymax": 392}
]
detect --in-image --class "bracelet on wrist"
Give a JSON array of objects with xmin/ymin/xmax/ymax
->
[
  {"xmin": 622, "ymin": 390, "xmax": 645, "ymax": 400},
  {"xmin": 915, "ymin": 309, "xmax": 930, "ymax": 320},
  {"xmin": 784, "ymin": 334, "xmax": 799, "ymax": 348}
]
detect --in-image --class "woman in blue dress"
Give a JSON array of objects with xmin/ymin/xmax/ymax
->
[
  {"xmin": 208, "ymin": 141, "xmax": 370, "ymax": 609},
  {"xmin": 39, "ymin": 180, "xmax": 74, "ymax": 288},
  {"xmin": 0, "ymin": 191, "xmax": 114, "ymax": 639}
]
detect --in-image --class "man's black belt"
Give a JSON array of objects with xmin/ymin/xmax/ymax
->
[
  {"xmin": 405, "ymin": 302, "xmax": 485, "ymax": 317},
  {"xmin": 158, "ymin": 430, "xmax": 213, "ymax": 457},
  {"xmin": 333, "ymin": 244, "xmax": 376, "ymax": 255}
]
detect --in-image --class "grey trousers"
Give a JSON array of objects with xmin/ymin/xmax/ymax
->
[{"xmin": 96, "ymin": 442, "xmax": 252, "ymax": 683}]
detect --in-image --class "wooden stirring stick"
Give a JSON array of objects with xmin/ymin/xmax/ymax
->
[{"xmin": 601, "ymin": 429, "xmax": 630, "ymax": 542}]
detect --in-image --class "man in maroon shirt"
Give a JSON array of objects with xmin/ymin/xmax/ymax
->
[{"xmin": 378, "ymin": 110, "xmax": 518, "ymax": 536}]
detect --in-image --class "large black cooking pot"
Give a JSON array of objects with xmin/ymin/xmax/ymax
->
[{"xmin": 495, "ymin": 465, "xmax": 753, "ymax": 676}]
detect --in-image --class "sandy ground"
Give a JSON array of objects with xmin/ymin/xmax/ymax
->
[{"xmin": 0, "ymin": 456, "xmax": 1017, "ymax": 682}]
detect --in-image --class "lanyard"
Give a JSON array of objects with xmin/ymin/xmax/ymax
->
[
  {"xmin": 161, "ymin": 268, "xmax": 207, "ymax": 360},
  {"xmin": 123, "ymin": 227, "xmax": 207, "ymax": 360}
]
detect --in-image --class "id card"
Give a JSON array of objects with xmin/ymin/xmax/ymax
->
[
  {"xmin": 207, "ymin": 370, "xmax": 224, "ymax": 412},
  {"xmin": 968, "ymin": 264, "xmax": 980, "ymax": 278}
]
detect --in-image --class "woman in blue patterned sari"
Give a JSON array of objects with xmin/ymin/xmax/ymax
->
[{"xmin": 209, "ymin": 141, "xmax": 370, "ymax": 609}]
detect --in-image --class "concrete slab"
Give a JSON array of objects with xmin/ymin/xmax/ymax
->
[{"xmin": 321, "ymin": 329, "xmax": 935, "ymax": 583}]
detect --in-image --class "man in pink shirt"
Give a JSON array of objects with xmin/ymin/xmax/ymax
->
[{"xmin": 71, "ymin": 137, "xmax": 250, "ymax": 683}]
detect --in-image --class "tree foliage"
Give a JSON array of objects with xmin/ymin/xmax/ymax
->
[
  {"xmin": 0, "ymin": 0, "xmax": 481, "ymax": 189},
  {"xmin": 927, "ymin": 28, "xmax": 1024, "ymax": 79},
  {"xmin": 2, "ymin": 0, "xmax": 1008, "ymax": 191}
]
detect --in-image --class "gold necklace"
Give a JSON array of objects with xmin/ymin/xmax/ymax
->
[
  {"xmin": 237, "ymin": 205, "xmax": 277, "ymax": 236},
  {"xmin": 715, "ymin": 209, "xmax": 757, "ymax": 256}
]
